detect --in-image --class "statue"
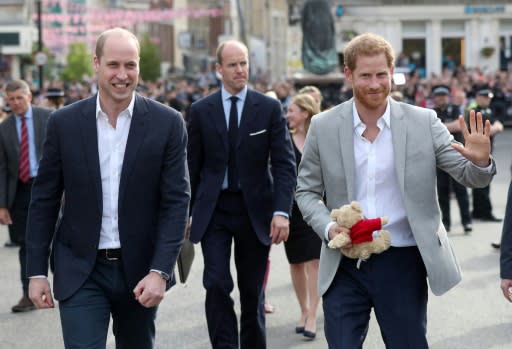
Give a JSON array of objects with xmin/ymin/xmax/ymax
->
[{"xmin": 301, "ymin": 0, "xmax": 338, "ymax": 75}]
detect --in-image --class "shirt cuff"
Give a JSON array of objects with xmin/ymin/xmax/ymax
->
[
  {"xmin": 273, "ymin": 211, "xmax": 289, "ymax": 219},
  {"xmin": 29, "ymin": 275, "xmax": 47, "ymax": 279},
  {"xmin": 325, "ymin": 221, "xmax": 336, "ymax": 241}
]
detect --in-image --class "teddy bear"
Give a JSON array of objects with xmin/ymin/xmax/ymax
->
[{"xmin": 327, "ymin": 201, "xmax": 391, "ymax": 261}]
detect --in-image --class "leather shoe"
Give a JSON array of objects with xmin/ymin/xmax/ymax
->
[
  {"xmin": 478, "ymin": 215, "xmax": 502, "ymax": 222},
  {"xmin": 491, "ymin": 242, "xmax": 501, "ymax": 249},
  {"xmin": 11, "ymin": 296, "xmax": 35, "ymax": 313},
  {"xmin": 295, "ymin": 326, "xmax": 305, "ymax": 334},
  {"xmin": 463, "ymin": 224, "xmax": 473, "ymax": 233},
  {"xmin": 303, "ymin": 330, "xmax": 316, "ymax": 340}
]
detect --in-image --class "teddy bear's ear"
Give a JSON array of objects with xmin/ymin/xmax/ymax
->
[
  {"xmin": 351, "ymin": 201, "xmax": 362, "ymax": 213},
  {"xmin": 330, "ymin": 209, "xmax": 339, "ymax": 219}
]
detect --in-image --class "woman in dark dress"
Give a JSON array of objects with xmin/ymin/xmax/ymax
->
[{"xmin": 284, "ymin": 93, "xmax": 322, "ymax": 339}]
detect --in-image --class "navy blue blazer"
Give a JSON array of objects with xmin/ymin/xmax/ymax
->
[
  {"xmin": 26, "ymin": 94, "xmax": 191, "ymax": 301},
  {"xmin": 187, "ymin": 89, "xmax": 296, "ymax": 244}
]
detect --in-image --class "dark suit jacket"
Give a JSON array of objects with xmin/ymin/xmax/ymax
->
[
  {"xmin": 26, "ymin": 94, "xmax": 191, "ymax": 301},
  {"xmin": 0, "ymin": 107, "xmax": 51, "ymax": 208},
  {"xmin": 187, "ymin": 89, "xmax": 296, "ymax": 245},
  {"xmin": 500, "ymin": 181, "xmax": 512, "ymax": 279}
]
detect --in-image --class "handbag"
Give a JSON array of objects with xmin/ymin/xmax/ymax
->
[{"xmin": 177, "ymin": 239, "xmax": 195, "ymax": 283}]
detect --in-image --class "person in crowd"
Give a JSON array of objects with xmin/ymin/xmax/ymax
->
[
  {"xmin": 430, "ymin": 85, "xmax": 472, "ymax": 233},
  {"xmin": 26, "ymin": 27, "xmax": 190, "ymax": 348},
  {"xmin": 298, "ymin": 85, "xmax": 323, "ymax": 110},
  {"xmin": 285, "ymin": 93, "xmax": 322, "ymax": 340},
  {"xmin": 274, "ymin": 80, "xmax": 293, "ymax": 115},
  {"xmin": 452, "ymin": 89, "xmax": 467, "ymax": 116},
  {"xmin": 390, "ymin": 90, "xmax": 404, "ymax": 102},
  {"xmin": 187, "ymin": 39, "xmax": 296, "ymax": 349},
  {"xmin": 44, "ymin": 87, "xmax": 66, "ymax": 110},
  {"xmin": 466, "ymin": 86, "xmax": 504, "ymax": 224},
  {"xmin": 0, "ymin": 79, "xmax": 51, "ymax": 312},
  {"xmin": 296, "ymin": 33, "xmax": 495, "ymax": 348}
]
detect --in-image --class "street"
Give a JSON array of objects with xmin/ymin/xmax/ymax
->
[{"xmin": 1, "ymin": 129, "xmax": 512, "ymax": 349}]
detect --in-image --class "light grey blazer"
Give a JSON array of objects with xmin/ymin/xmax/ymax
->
[{"xmin": 296, "ymin": 98, "xmax": 495, "ymax": 296}]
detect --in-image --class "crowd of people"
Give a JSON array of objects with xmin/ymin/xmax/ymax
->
[{"xmin": 0, "ymin": 27, "xmax": 510, "ymax": 349}]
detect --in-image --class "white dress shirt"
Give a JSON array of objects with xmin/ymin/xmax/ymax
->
[
  {"xmin": 96, "ymin": 93, "xmax": 134, "ymax": 249},
  {"xmin": 351, "ymin": 101, "xmax": 416, "ymax": 247}
]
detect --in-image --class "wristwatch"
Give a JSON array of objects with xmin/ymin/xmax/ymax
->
[{"xmin": 152, "ymin": 270, "xmax": 170, "ymax": 281}]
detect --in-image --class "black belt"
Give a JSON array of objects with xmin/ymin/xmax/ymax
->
[{"xmin": 97, "ymin": 248, "xmax": 122, "ymax": 260}]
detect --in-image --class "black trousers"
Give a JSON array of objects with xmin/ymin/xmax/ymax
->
[
  {"xmin": 436, "ymin": 169, "xmax": 471, "ymax": 229},
  {"xmin": 10, "ymin": 180, "xmax": 33, "ymax": 296},
  {"xmin": 201, "ymin": 191, "xmax": 270, "ymax": 349},
  {"xmin": 472, "ymin": 184, "xmax": 493, "ymax": 218}
]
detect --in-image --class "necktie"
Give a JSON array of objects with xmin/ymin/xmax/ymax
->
[
  {"xmin": 228, "ymin": 96, "xmax": 239, "ymax": 192},
  {"xmin": 19, "ymin": 115, "xmax": 30, "ymax": 183}
]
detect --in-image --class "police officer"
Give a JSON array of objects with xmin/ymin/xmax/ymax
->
[
  {"xmin": 431, "ymin": 85, "xmax": 472, "ymax": 233},
  {"xmin": 466, "ymin": 86, "xmax": 504, "ymax": 223}
]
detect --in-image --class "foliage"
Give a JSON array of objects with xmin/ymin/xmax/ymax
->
[
  {"xmin": 480, "ymin": 46, "xmax": 495, "ymax": 58},
  {"xmin": 60, "ymin": 43, "xmax": 93, "ymax": 81},
  {"xmin": 139, "ymin": 34, "xmax": 161, "ymax": 82}
]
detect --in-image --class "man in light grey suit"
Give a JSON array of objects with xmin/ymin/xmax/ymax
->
[
  {"xmin": 296, "ymin": 33, "xmax": 495, "ymax": 348},
  {"xmin": 0, "ymin": 79, "xmax": 51, "ymax": 312}
]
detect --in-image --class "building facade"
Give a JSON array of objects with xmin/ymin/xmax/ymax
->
[{"xmin": 336, "ymin": 1, "xmax": 512, "ymax": 77}]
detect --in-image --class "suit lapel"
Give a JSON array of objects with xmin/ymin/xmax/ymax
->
[
  {"xmin": 210, "ymin": 91, "xmax": 228, "ymax": 152},
  {"xmin": 4, "ymin": 116, "xmax": 19, "ymax": 159},
  {"xmin": 79, "ymin": 96, "xmax": 102, "ymax": 211},
  {"xmin": 339, "ymin": 100, "xmax": 356, "ymax": 201},
  {"xmin": 389, "ymin": 99, "xmax": 406, "ymax": 194},
  {"xmin": 119, "ymin": 94, "xmax": 148, "ymax": 206},
  {"xmin": 237, "ymin": 90, "xmax": 255, "ymax": 148}
]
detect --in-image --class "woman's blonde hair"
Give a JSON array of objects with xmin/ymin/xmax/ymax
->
[{"xmin": 289, "ymin": 93, "xmax": 320, "ymax": 134}]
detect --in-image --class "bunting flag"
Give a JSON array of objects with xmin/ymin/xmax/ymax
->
[{"xmin": 34, "ymin": 4, "xmax": 224, "ymax": 49}]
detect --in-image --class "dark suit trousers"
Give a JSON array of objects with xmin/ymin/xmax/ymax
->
[
  {"xmin": 472, "ymin": 185, "xmax": 493, "ymax": 218},
  {"xmin": 436, "ymin": 169, "xmax": 471, "ymax": 229},
  {"xmin": 323, "ymin": 247, "xmax": 428, "ymax": 349},
  {"xmin": 201, "ymin": 191, "xmax": 270, "ymax": 349},
  {"xmin": 58, "ymin": 255, "xmax": 157, "ymax": 349},
  {"xmin": 11, "ymin": 180, "xmax": 32, "ymax": 296}
]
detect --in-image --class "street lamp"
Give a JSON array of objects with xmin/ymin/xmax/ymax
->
[{"xmin": 35, "ymin": 0, "xmax": 44, "ymax": 91}]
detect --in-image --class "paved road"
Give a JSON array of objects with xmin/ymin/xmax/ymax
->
[{"xmin": 1, "ymin": 129, "xmax": 511, "ymax": 349}]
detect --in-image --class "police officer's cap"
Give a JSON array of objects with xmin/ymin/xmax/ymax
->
[
  {"xmin": 431, "ymin": 85, "xmax": 450, "ymax": 97},
  {"xmin": 476, "ymin": 86, "xmax": 494, "ymax": 99}
]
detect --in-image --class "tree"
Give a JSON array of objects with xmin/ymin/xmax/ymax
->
[
  {"xmin": 60, "ymin": 42, "xmax": 93, "ymax": 82},
  {"xmin": 139, "ymin": 34, "xmax": 161, "ymax": 82}
]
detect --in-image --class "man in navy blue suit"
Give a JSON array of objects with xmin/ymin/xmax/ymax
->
[
  {"xmin": 187, "ymin": 40, "xmax": 296, "ymax": 348},
  {"xmin": 26, "ymin": 27, "xmax": 190, "ymax": 348}
]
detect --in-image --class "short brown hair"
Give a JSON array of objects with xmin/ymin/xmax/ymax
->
[
  {"xmin": 5, "ymin": 79, "xmax": 31, "ymax": 95},
  {"xmin": 344, "ymin": 33, "xmax": 395, "ymax": 71},
  {"xmin": 216, "ymin": 40, "xmax": 248, "ymax": 65},
  {"xmin": 95, "ymin": 27, "xmax": 140, "ymax": 60},
  {"xmin": 290, "ymin": 93, "xmax": 320, "ymax": 134}
]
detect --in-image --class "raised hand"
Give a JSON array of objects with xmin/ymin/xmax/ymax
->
[{"xmin": 451, "ymin": 110, "xmax": 492, "ymax": 168}]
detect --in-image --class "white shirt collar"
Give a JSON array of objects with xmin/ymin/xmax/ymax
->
[
  {"xmin": 95, "ymin": 92, "xmax": 135, "ymax": 119},
  {"xmin": 221, "ymin": 85, "xmax": 247, "ymax": 103},
  {"xmin": 352, "ymin": 98, "xmax": 391, "ymax": 132}
]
